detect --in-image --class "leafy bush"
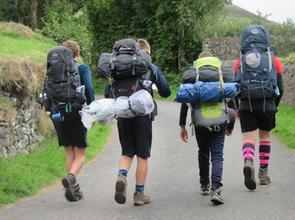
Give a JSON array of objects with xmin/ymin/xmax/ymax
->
[{"xmin": 40, "ymin": 2, "xmax": 92, "ymax": 63}]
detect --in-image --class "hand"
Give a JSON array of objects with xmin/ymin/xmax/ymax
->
[
  {"xmin": 226, "ymin": 129, "xmax": 233, "ymax": 136},
  {"xmin": 180, "ymin": 126, "xmax": 188, "ymax": 142},
  {"xmin": 236, "ymin": 110, "xmax": 240, "ymax": 119}
]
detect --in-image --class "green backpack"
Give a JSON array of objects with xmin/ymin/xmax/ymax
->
[{"xmin": 191, "ymin": 56, "xmax": 230, "ymax": 129}]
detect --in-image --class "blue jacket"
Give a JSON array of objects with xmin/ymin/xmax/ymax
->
[
  {"xmin": 150, "ymin": 64, "xmax": 171, "ymax": 98},
  {"xmin": 78, "ymin": 64, "xmax": 95, "ymax": 104}
]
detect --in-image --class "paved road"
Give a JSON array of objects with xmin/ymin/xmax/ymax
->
[{"xmin": 1, "ymin": 100, "xmax": 295, "ymax": 220}]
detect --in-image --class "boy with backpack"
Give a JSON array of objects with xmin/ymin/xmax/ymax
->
[
  {"xmin": 98, "ymin": 38, "xmax": 170, "ymax": 206},
  {"xmin": 43, "ymin": 40, "xmax": 95, "ymax": 202},
  {"xmin": 179, "ymin": 51, "xmax": 236, "ymax": 205},
  {"xmin": 234, "ymin": 25, "xmax": 284, "ymax": 190}
]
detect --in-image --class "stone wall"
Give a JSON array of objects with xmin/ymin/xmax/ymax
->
[
  {"xmin": 203, "ymin": 37, "xmax": 240, "ymax": 60},
  {"xmin": 0, "ymin": 57, "xmax": 49, "ymax": 159},
  {"xmin": 0, "ymin": 103, "xmax": 40, "ymax": 158},
  {"xmin": 280, "ymin": 62, "xmax": 295, "ymax": 106}
]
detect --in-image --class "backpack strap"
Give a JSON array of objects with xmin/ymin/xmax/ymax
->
[{"xmin": 56, "ymin": 48, "xmax": 73, "ymax": 113}]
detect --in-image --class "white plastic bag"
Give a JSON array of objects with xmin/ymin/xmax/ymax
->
[
  {"xmin": 112, "ymin": 96, "xmax": 136, "ymax": 118},
  {"xmin": 129, "ymin": 90, "xmax": 154, "ymax": 115},
  {"xmin": 80, "ymin": 98, "xmax": 115, "ymax": 129}
]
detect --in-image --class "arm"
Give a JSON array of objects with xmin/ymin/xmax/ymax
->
[
  {"xmin": 78, "ymin": 64, "xmax": 95, "ymax": 104},
  {"xmin": 275, "ymin": 73, "xmax": 284, "ymax": 107},
  {"xmin": 150, "ymin": 64, "xmax": 171, "ymax": 98},
  {"xmin": 179, "ymin": 103, "xmax": 189, "ymax": 142},
  {"xmin": 226, "ymin": 99, "xmax": 236, "ymax": 136},
  {"xmin": 273, "ymin": 56, "xmax": 284, "ymax": 107}
]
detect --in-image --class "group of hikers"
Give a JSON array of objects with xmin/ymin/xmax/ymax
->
[{"xmin": 41, "ymin": 24, "xmax": 283, "ymax": 206}]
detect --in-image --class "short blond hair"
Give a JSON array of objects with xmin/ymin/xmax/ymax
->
[
  {"xmin": 198, "ymin": 51, "xmax": 212, "ymax": 59},
  {"xmin": 138, "ymin": 38, "xmax": 151, "ymax": 54},
  {"xmin": 62, "ymin": 40, "xmax": 80, "ymax": 58}
]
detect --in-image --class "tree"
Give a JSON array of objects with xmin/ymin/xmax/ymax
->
[
  {"xmin": 85, "ymin": 0, "xmax": 229, "ymax": 74},
  {"xmin": 31, "ymin": 0, "xmax": 38, "ymax": 29}
]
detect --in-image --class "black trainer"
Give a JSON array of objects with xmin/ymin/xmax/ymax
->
[
  {"xmin": 210, "ymin": 187, "xmax": 224, "ymax": 205},
  {"xmin": 200, "ymin": 184, "xmax": 210, "ymax": 196}
]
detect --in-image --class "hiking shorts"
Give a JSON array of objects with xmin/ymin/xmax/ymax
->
[
  {"xmin": 239, "ymin": 110, "xmax": 276, "ymax": 133},
  {"xmin": 117, "ymin": 116, "xmax": 152, "ymax": 159},
  {"xmin": 53, "ymin": 116, "xmax": 88, "ymax": 148}
]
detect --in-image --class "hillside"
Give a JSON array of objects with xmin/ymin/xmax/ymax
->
[
  {"xmin": 0, "ymin": 23, "xmax": 56, "ymax": 149},
  {"xmin": 219, "ymin": 4, "xmax": 272, "ymax": 23},
  {"xmin": 0, "ymin": 22, "xmax": 55, "ymax": 62}
]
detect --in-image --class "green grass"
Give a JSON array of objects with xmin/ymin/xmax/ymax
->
[
  {"xmin": 0, "ymin": 28, "xmax": 55, "ymax": 62},
  {"xmin": 0, "ymin": 124, "xmax": 111, "ymax": 207},
  {"xmin": 273, "ymin": 106, "xmax": 295, "ymax": 150}
]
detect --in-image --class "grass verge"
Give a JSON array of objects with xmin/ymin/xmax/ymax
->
[
  {"xmin": 273, "ymin": 105, "xmax": 295, "ymax": 150},
  {"xmin": 0, "ymin": 124, "xmax": 111, "ymax": 207}
]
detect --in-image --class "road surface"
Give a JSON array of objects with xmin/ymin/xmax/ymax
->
[{"xmin": 1, "ymin": 100, "xmax": 295, "ymax": 220}]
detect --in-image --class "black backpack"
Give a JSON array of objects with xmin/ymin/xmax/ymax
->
[
  {"xmin": 98, "ymin": 38, "xmax": 152, "ymax": 98},
  {"xmin": 236, "ymin": 25, "xmax": 277, "ymax": 102},
  {"xmin": 42, "ymin": 46, "xmax": 86, "ymax": 121}
]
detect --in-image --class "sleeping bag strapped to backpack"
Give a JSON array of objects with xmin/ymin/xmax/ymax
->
[
  {"xmin": 236, "ymin": 25, "xmax": 277, "ymax": 100},
  {"xmin": 42, "ymin": 46, "xmax": 86, "ymax": 121},
  {"xmin": 190, "ymin": 56, "xmax": 230, "ymax": 128},
  {"xmin": 98, "ymin": 38, "xmax": 152, "ymax": 98}
]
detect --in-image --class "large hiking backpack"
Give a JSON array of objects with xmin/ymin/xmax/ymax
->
[
  {"xmin": 98, "ymin": 38, "xmax": 152, "ymax": 98},
  {"xmin": 190, "ymin": 57, "xmax": 230, "ymax": 128},
  {"xmin": 236, "ymin": 25, "xmax": 277, "ymax": 101},
  {"xmin": 43, "ymin": 46, "xmax": 86, "ymax": 121}
]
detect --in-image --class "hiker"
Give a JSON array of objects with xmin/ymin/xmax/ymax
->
[
  {"xmin": 99, "ymin": 38, "xmax": 170, "ymax": 206},
  {"xmin": 179, "ymin": 51, "xmax": 236, "ymax": 205},
  {"xmin": 43, "ymin": 40, "xmax": 95, "ymax": 202},
  {"xmin": 63, "ymin": 40, "xmax": 95, "ymax": 104},
  {"xmin": 234, "ymin": 25, "xmax": 284, "ymax": 190}
]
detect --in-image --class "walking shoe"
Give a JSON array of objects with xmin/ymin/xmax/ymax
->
[
  {"xmin": 210, "ymin": 187, "xmax": 224, "ymax": 205},
  {"xmin": 200, "ymin": 184, "xmax": 210, "ymax": 196},
  {"xmin": 114, "ymin": 175, "xmax": 127, "ymax": 204},
  {"xmin": 133, "ymin": 191, "xmax": 151, "ymax": 206},
  {"xmin": 64, "ymin": 184, "xmax": 83, "ymax": 201},
  {"xmin": 243, "ymin": 160, "xmax": 256, "ymax": 190},
  {"xmin": 258, "ymin": 168, "xmax": 271, "ymax": 185},
  {"xmin": 62, "ymin": 174, "xmax": 79, "ymax": 202}
]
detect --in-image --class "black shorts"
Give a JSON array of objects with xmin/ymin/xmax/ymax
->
[
  {"xmin": 117, "ymin": 116, "xmax": 152, "ymax": 159},
  {"xmin": 239, "ymin": 110, "xmax": 276, "ymax": 132},
  {"xmin": 53, "ymin": 117, "xmax": 88, "ymax": 148}
]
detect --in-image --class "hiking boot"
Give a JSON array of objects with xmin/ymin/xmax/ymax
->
[
  {"xmin": 133, "ymin": 191, "xmax": 151, "ymax": 206},
  {"xmin": 243, "ymin": 160, "xmax": 256, "ymax": 190},
  {"xmin": 210, "ymin": 187, "xmax": 224, "ymax": 205},
  {"xmin": 61, "ymin": 174, "xmax": 79, "ymax": 202},
  {"xmin": 200, "ymin": 184, "xmax": 210, "ymax": 196},
  {"xmin": 114, "ymin": 175, "xmax": 127, "ymax": 204},
  {"xmin": 258, "ymin": 168, "xmax": 271, "ymax": 185},
  {"xmin": 64, "ymin": 184, "xmax": 83, "ymax": 201}
]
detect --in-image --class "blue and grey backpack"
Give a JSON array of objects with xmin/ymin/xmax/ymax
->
[{"xmin": 236, "ymin": 25, "xmax": 277, "ymax": 110}]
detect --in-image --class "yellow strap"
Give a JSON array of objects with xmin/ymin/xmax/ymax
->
[{"xmin": 195, "ymin": 56, "xmax": 224, "ymax": 91}]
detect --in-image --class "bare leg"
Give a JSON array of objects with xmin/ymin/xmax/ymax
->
[
  {"xmin": 242, "ymin": 130, "xmax": 257, "ymax": 144},
  {"xmin": 69, "ymin": 147, "xmax": 86, "ymax": 176},
  {"xmin": 119, "ymin": 155, "xmax": 133, "ymax": 171},
  {"xmin": 136, "ymin": 157, "xmax": 148, "ymax": 185},
  {"xmin": 64, "ymin": 146, "xmax": 75, "ymax": 174},
  {"xmin": 259, "ymin": 130, "xmax": 271, "ymax": 141}
]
